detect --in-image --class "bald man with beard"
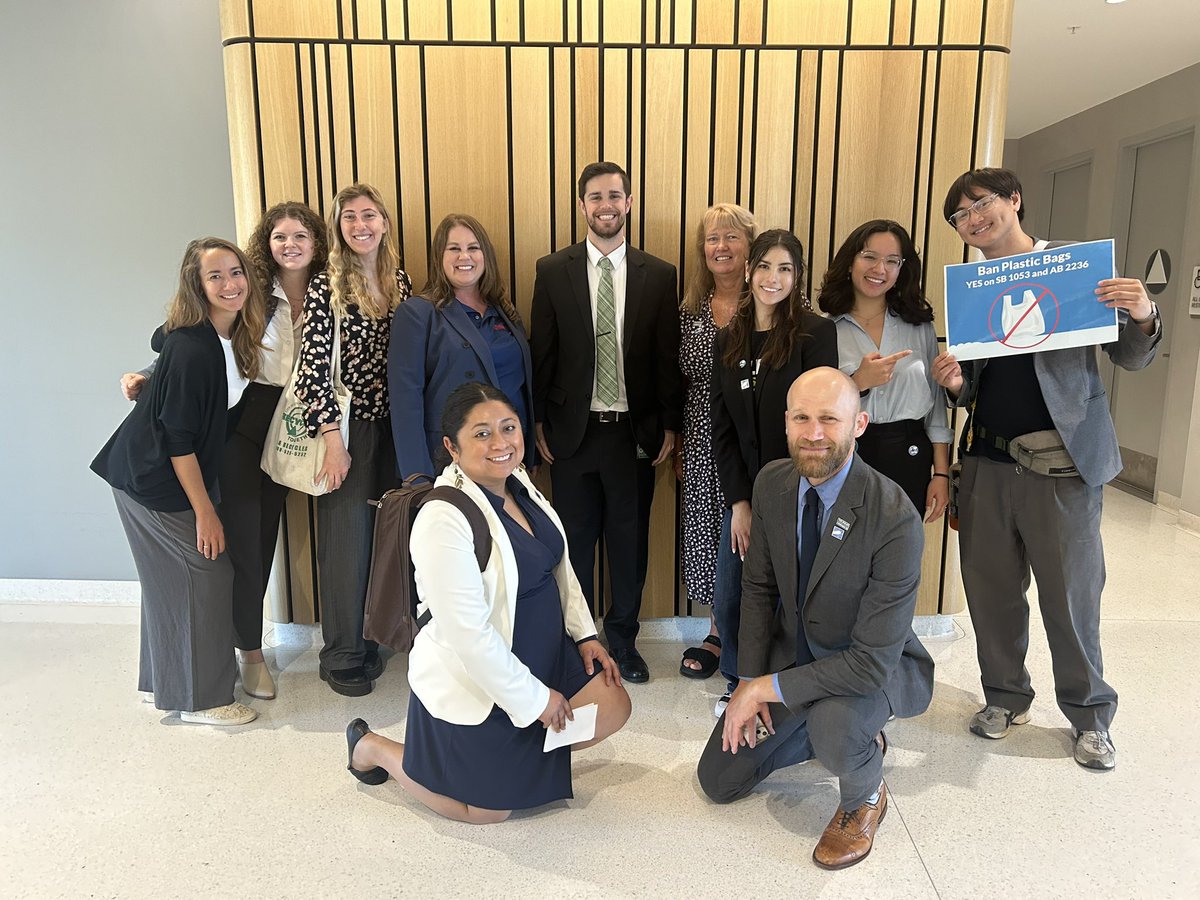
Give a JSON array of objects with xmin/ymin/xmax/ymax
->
[{"xmin": 697, "ymin": 367, "xmax": 934, "ymax": 870}]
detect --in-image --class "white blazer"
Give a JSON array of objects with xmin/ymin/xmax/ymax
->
[{"xmin": 406, "ymin": 466, "xmax": 598, "ymax": 728}]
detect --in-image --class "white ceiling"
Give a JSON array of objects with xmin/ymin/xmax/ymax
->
[{"xmin": 1006, "ymin": 0, "xmax": 1200, "ymax": 138}]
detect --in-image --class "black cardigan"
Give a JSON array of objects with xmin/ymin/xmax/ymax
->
[
  {"xmin": 92, "ymin": 322, "xmax": 230, "ymax": 512},
  {"xmin": 710, "ymin": 312, "xmax": 839, "ymax": 506}
]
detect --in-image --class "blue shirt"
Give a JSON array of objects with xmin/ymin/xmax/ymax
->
[
  {"xmin": 457, "ymin": 300, "xmax": 530, "ymax": 439},
  {"xmin": 769, "ymin": 455, "xmax": 856, "ymax": 700}
]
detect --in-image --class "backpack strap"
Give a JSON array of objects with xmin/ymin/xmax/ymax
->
[{"xmin": 414, "ymin": 486, "xmax": 493, "ymax": 628}]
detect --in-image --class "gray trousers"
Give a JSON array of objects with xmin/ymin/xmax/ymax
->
[
  {"xmin": 315, "ymin": 418, "xmax": 394, "ymax": 670},
  {"xmin": 959, "ymin": 456, "xmax": 1116, "ymax": 731},
  {"xmin": 697, "ymin": 690, "xmax": 891, "ymax": 812},
  {"xmin": 112, "ymin": 488, "xmax": 236, "ymax": 712}
]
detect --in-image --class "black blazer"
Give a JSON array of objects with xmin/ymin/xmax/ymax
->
[
  {"xmin": 91, "ymin": 322, "xmax": 230, "ymax": 512},
  {"xmin": 710, "ymin": 312, "xmax": 838, "ymax": 506},
  {"xmin": 530, "ymin": 242, "xmax": 682, "ymax": 459}
]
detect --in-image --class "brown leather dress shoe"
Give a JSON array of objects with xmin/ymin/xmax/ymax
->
[{"xmin": 811, "ymin": 781, "xmax": 888, "ymax": 870}]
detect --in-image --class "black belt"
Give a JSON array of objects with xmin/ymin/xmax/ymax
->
[
  {"xmin": 973, "ymin": 424, "xmax": 1013, "ymax": 453},
  {"xmin": 588, "ymin": 410, "xmax": 629, "ymax": 423},
  {"xmin": 865, "ymin": 418, "xmax": 925, "ymax": 439}
]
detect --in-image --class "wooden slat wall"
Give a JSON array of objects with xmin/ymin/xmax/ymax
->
[{"xmin": 221, "ymin": 0, "xmax": 1012, "ymax": 622}]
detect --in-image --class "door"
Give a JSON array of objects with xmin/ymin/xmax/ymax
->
[
  {"xmin": 1047, "ymin": 161, "xmax": 1091, "ymax": 242},
  {"xmin": 1107, "ymin": 130, "xmax": 1192, "ymax": 497}
]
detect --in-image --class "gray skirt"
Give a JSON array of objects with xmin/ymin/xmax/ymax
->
[{"xmin": 112, "ymin": 488, "xmax": 236, "ymax": 712}]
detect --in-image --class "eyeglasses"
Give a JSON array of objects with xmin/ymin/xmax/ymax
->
[
  {"xmin": 947, "ymin": 192, "xmax": 1001, "ymax": 228},
  {"xmin": 856, "ymin": 251, "xmax": 904, "ymax": 271}
]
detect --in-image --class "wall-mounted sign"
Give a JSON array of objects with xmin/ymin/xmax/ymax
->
[
  {"xmin": 1190, "ymin": 265, "xmax": 1200, "ymax": 318},
  {"xmin": 1145, "ymin": 249, "xmax": 1171, "ymax": 295}
]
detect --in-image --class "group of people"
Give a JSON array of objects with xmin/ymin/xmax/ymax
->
[{"xmin": 92, "ymin": 161, "xmax": 1160, "ymax": 869}]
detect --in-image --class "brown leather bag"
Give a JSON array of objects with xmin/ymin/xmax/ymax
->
[{"xmin": 363, "ymin": 476, "xmax": 491, "ymax": 652}]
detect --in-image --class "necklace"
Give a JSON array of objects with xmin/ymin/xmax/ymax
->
[{"xmin": 852, "ymin": 306, "xmax": 886, "ymax": 325}]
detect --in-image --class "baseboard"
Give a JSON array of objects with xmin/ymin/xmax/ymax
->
[
  {"xmin": 1156, "ymin": 491, "xmax": 1181, "ymax": 513},
  {"xmin": 1179, "ymin": 509, "xmax": 1200, "ymax": 537},
  {"xmin": 0, "ymin": 578, "xmax": 139, "ymax": 605}
]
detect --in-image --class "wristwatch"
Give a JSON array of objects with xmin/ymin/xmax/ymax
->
[{"xmin": 1130, "ymin": 302, "xmax": 1158, "ymax": 325}]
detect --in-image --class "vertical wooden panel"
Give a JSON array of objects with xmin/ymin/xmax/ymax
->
[
  {"xmin": 891, "ymin": 0, "xmax": 915, "ymax": 45},
  {"xmin": 911, "ymin": 0, "xmax": 943, "ymax": 45},
  {"xmin": 603, "ymin": 0, "xmax": 643, "ymax": 44},
  {"xmin": 494, "ymin": 0, "xmax": 522, "ymax": 42},
  {"xmin": 523, "ymin": 0, "xmax": 564, "ymax": 42},
  {"xmin": 602, "ymin": 48, "xmax": 628, "ymax": 163},
  {"xmin": 808, "ymin": 50, "xmax": 841, "ymax": 293},
  {"xmin": 349, "ymin": 46, "xmax": 397, "ymax": 206},
  {"xmin": 355, "ymin": 0, "xmax": 384, "ymax": 39},
  {"xmin": 407, "ymin": 0, "xmax": 448, "ymax": 40},
  {"xmin": 451, "ymin": 0, "xmax": 494, "ymax": 41},
  {"xmin": 833, "ymin": 51, "xmax": 922, "ymax": 243},
  {"xmin": 737, "ymin": 50, "xmax": 756, "ymax": 210},
  {"xmin": 510, "ymin": 47, "xmax": 552, "ymax": 318},
  {"xmin": 943, "ymin": 0, "xmax": 985, "ymax": 44},
  {"xmin": 738, "ymin": 0, "xmax": 765, "ymax": 45},
  {"xmin": 552, "ymin": 46, "xmax": 576, "ymax": 250},
  {"xmin": 710, "ymin": 50, "xmax": 740, "ymax": 205},
  {"xmin": 766, "ymin": 0, "xmax": 848, "ymax": 45},
  {"xmin": 976, "ymin": 52, "xmax": 1010, "ymax": 165},
  {"xmin": 986, "ymin": 0, "xmax": 1015, "ymax": 47},
  {"xmin": 250, "ymin": 0, "xmax": 339, "ymax": 38},
  {"xmin": 222, "ymin": 43, "xmax": 261, "ymax": 241},
  {"xmin": 580, "ymin": 0, "xmax": 600, "ymax": 43},
  {"xmin": 219, "ymin": 0, "xmax": 251, "ymax": 41},
  {"xmin": 792, "ymin": 50, "xmax": 820, "ymax": 240},
  {"xmin": 695, "ymin": 0, "xmax": 733, "ymax": 44},
  {"xmin": 850, "ymin": 0, "xmax": 893, "ymax": 45},
  {"xmin": 393, "ymin": 45, "xmax": 428, "ymax": 284},
  {"xmin": 749, "ymin": 50, "xmax": 799, "ymax": 231},
  {"xmin": 682, "ymin": 48, "xmax": 714, "ymax": 295},
  {"xmin": 326, "ymin": 45, "xmax": 355, "ymax": 192},
  {"xmin": 256, "ymin": 44, "xmax": 305, "ymax": 207}
]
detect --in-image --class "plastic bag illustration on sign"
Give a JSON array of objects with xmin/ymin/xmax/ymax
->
[{"xmin": 1000, "ymin": 289, "xmax": 1046, "ymax": 343}]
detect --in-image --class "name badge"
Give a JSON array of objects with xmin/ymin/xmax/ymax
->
[{"xmin": 831, "ymin": 527, "xmax": 845, "ymax": 541}]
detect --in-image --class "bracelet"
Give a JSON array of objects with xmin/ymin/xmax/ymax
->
[
  {"xmin": 932, "ymin": 473, "xmax": 949, "ymax": 479},
  {"xmin": 320, "ymin": 425, "xmax": 340, "ymax": 435}
]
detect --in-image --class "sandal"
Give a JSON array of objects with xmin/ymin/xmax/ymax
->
[{"xmin": 679, "ymin": 635, "xmax": 722, "ymax": 680}]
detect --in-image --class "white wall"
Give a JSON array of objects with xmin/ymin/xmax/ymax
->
[
  {"xmin": 0, "ymin": 1, "xmax": 236, "ymax": 578},
  {"xmin": 1007, "ymin": 63, "xmax": 1200, "ymax": 511}
]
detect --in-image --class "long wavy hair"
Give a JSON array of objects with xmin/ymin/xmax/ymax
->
[
  {"xmin": 680, "ymin": 203, "xmax": 757, "ymax": 315},
  {"xmin": 817, "ymin": 220, "xmax": 933, "ymax": 325},
  {"xmin": 720, "ymin": 229, "xmax": 814, "ymax": 372},
  {"xmin": 422, "ymin": 214, "xmax": 522, "ymax": 327},
  {"xmin": 163, "ymin": 237, "xmax": 265, "ymax": 381},
  {"xmin": 244, "ymin": 201, "xmax": 329, "ymax": 307},
  {"xmin": 326, "ymin": 183, "xmax": 403, "ymax": 319}
]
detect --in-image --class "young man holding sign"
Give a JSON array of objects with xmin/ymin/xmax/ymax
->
[{"xmin": 932, "ymin": 167, "xmax": 1161, "ymax": 770}]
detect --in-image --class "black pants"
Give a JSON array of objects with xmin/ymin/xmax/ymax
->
[
  {"xmin": 855, "ymin": 418, "xmax": 931, "ymax": 516},
  {"xmin": 549, "ymin": 417, "xmax": 655, "ymax": 650},
  {"xmin": 219, "ymin": 382, "xmax": 289, "ymax": 651}
]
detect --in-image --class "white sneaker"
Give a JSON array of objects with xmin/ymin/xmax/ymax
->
[
  {"xmin": 1073, "ymin": 730, "xmax": 1116, "ymax": 770},
  {"xmin": 180, "ymin": 702, "xmax": 257, "ymax": 726},
  {"xmin": 140, "ymin": 691, "xmax": 155, "ymax": 704},
  {"xmin": 714, "ymin": 693, "xmax": 731, "ymax": 718}
]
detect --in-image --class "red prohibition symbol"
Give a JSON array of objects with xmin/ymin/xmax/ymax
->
[{"xmin": 987, "ymin": 281, "xmax": 1062, "ymax": 349}]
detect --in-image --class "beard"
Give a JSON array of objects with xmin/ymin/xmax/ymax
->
[
  {"xmin": 788, "ymin": 434, "xmax": 855, "ymax": 481},
  {"xmin": 586, "ymin": 208, "xmax": 626, "ymax": 239}
]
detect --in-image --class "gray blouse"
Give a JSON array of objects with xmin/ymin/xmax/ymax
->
[{"xmin": 833, "ymin": 312, "xmax": 952, "ymax": 445}]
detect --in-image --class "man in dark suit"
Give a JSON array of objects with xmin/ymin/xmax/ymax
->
[
  {"xmin": 530, "ymin": 161, "xmax": 682, "ymax": 683},
  {"xmin": 697, "ymin": 367, "xmax": 933, "ymax": 871}
]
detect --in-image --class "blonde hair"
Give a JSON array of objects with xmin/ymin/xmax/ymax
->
[
  {"xmin": 422, "ymin": 214, "xmax": 522, "ymax": 327},
  {"xmin": 680, "ymin": 203, "xmax": 757, "ymax": 315},
  {"xmin": 326, "ymin": 183, "xmax": 403, "ymax": 319},
  {"xmin": 164, "ymin": 237, "xmax": 265, "ymax": 381}
]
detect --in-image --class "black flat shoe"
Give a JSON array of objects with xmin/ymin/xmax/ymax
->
[
  {"xmin": 345, "ymin": 718, "xmax": 389, "ymax": 785},
  {"xmin": 321, "ymin": 665, "xmax": 373, "ymax": 697},
  {"xmin": 613, "ymin": 647, "xmax": 650, "ymax": 684},
  {"xmin": 363, "ymin": 650, "xmax": 384, "ymax": 682}
]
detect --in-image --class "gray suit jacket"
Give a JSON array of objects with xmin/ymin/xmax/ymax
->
[
  {"xmin": 954, "ymin": 239, "xmax": 1162, "ymax": 486},
  {"xmin": 738, "ymin": 456, "xmax": 935, "ymax": 719}
]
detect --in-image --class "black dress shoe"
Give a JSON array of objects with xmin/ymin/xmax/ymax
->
[
  {"xmin": 613, "ymin": 647, "xmax": 650, "ymax": 684},
  {"xmin": 345, "ymin": 718, "xmax": 389, "ymax": 785},
  {"xmin": 320, "ymin": 664, "xmax": 373, "ymax": 697},
  {"xmin": 363, "ymin": 649, "xmax": 384, "ymax": 681}
]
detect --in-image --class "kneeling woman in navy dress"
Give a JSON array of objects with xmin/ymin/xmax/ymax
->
[{"xmin": 345, "ymin": 382, "xmax": 631, "ymax": 823}]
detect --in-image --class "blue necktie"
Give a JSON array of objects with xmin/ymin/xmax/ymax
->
[{"xmin": 796, "ymin": 487, "xmax": 820, "ymax": 666}]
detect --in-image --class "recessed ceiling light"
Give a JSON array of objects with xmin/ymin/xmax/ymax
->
[{"xmin": 1105, "ymin": 1, "xmax": 1128, "ymax": 5}]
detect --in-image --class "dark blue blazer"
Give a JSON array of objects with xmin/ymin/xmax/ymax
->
[{"xmin": 388, "ymin": 295, "xmax": 536, "ymax": 479}]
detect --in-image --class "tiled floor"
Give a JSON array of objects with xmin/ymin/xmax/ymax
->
[{"xmin": 2, "ymin": 487, "xmax": 1198, "ymax": 899}]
